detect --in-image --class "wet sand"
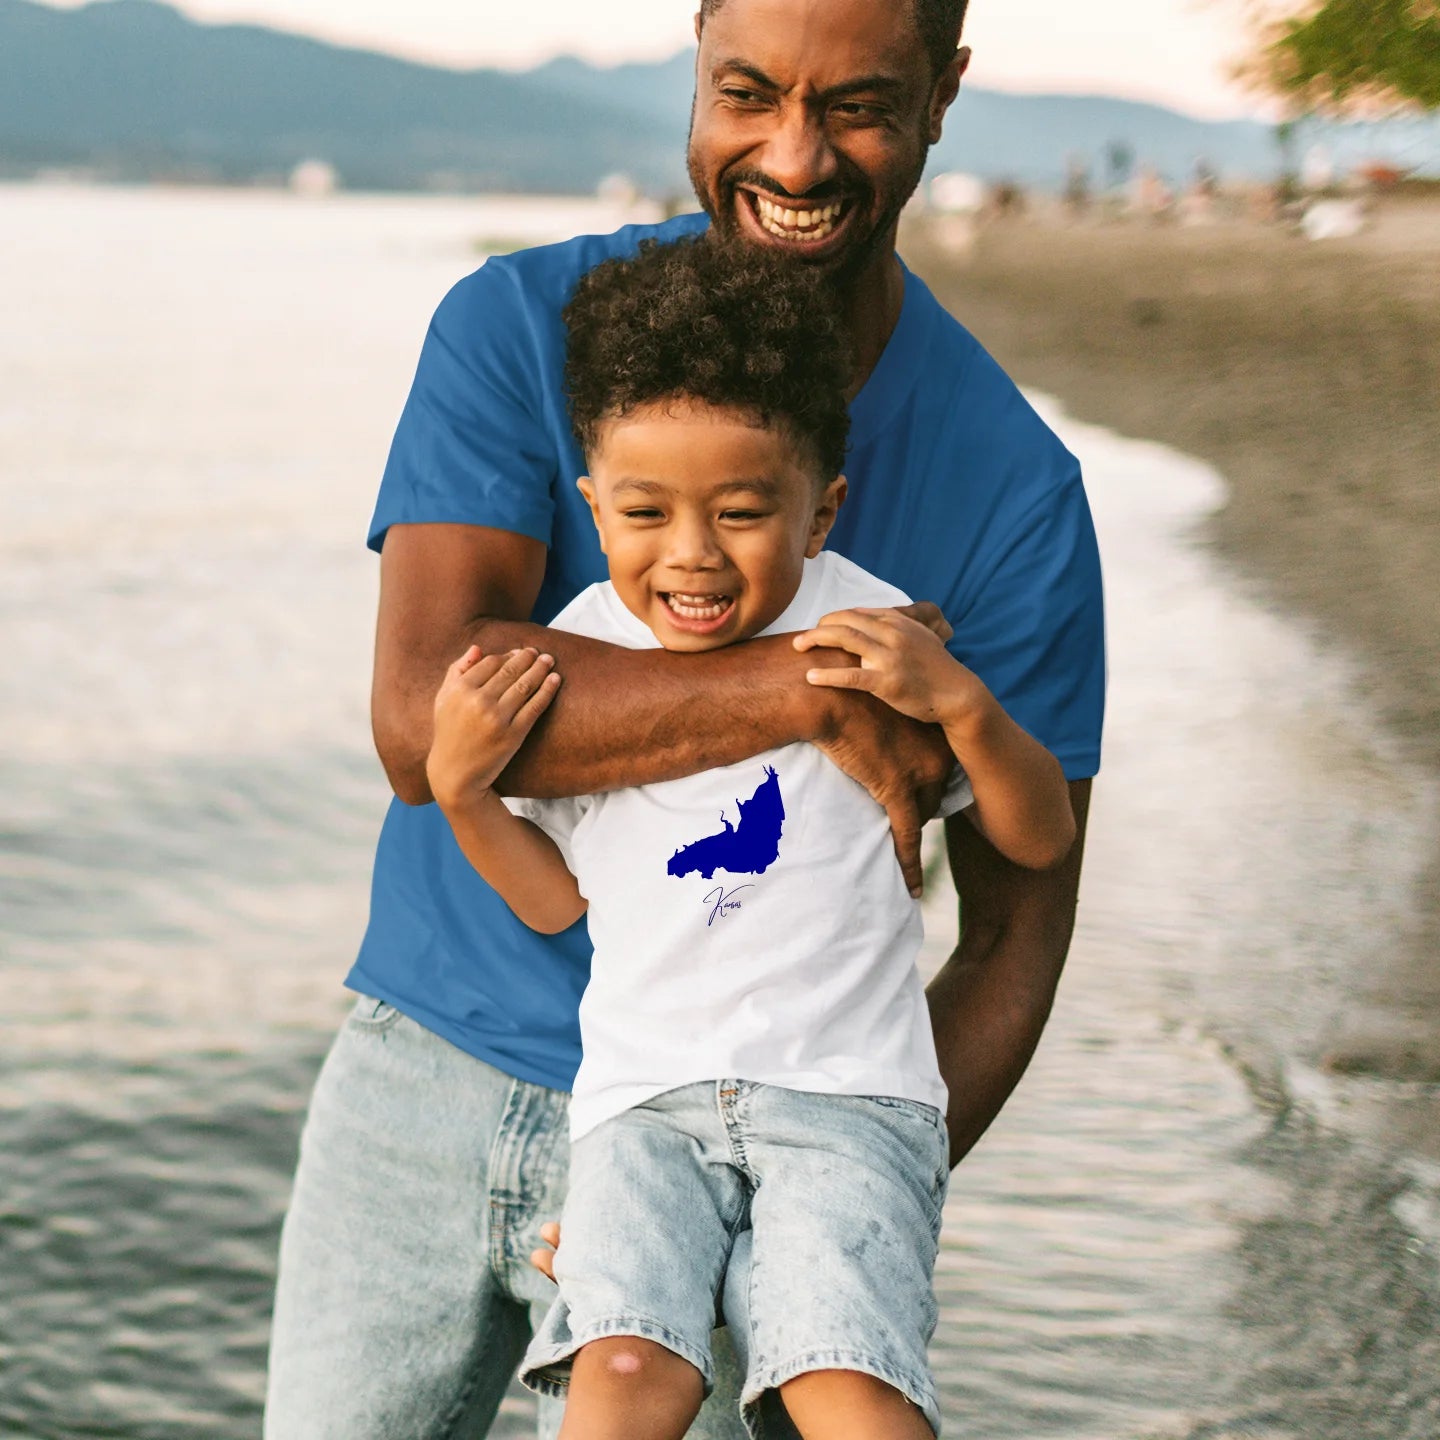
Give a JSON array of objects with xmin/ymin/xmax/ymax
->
[{"xmin": 907, "ymin": 197, "xmax": 1440, "ymax": 1118}]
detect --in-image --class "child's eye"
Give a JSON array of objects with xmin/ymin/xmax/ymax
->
[
  {"xmin": 623, "ymin": 508, "xmax": 664, "ymax": 520},
  {"xmin": 720, "ymin": 509, "xmax": 766, "ymax": 521}
]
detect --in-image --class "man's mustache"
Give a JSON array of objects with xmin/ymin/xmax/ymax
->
[{"xmin": 721, "ymin": 168, "xmax": 858, "ymax": 204}]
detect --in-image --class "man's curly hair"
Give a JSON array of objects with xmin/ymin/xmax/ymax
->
[{"xmin": 563, "ymin": 237, "xmax": 851, "ymax": 479}]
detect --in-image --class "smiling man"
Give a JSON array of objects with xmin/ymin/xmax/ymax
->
[{"xmin": 263, "ymin": 2, "xmax": 1104, "ymax": 1437}]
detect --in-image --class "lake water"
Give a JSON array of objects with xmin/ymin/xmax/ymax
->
[{"xmin": 2, "ymin": 183, "xmax": 1437, "ymax": 1439}]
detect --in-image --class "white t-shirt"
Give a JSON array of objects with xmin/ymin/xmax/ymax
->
[{"xmin": 508, "ymin": 551, "xmax": 972, "ymax": 1140}]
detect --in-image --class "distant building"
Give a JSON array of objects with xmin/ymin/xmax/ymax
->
[
  {"xmin": 929, "ymin": 171, "xmax": 986, "ymax": 215},
  {"xmin": 289, "ymin": 160, "xmax": 339, "ymax": 197},
  {"xmin": 597, "ymin": 173, "xmax": 639, "ymax": 205}
]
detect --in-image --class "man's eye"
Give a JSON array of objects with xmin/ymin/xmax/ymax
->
[
  {"xmin": 720, "ymin": 86, "xmax": 766, "ymax": 106},
  {"xmin": 833, "ymin": 101, "xmax": 886, "ymax": 121}
]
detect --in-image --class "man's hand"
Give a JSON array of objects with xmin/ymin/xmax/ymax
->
[
  {"xmin": 807, "ymin": 682, "xmax": 953, "ymax": 898},
  {"xmin": 891, "ymin": 600, "xmax": 953, "ymax": 643},
  {"xmin": 530, "ymin": 1220, "xmax": 561, "ymax": 1284},
  {"xmin": 798, "ymin": 600, "xmax": 957, "ymax": 898},
  {"xmin": 425, "ymin": 646, "xmax": 562, "ymax": 812}
]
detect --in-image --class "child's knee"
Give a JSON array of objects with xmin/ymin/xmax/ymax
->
[
  {"xmin": 778, "ymin": 1367, "xmax": 935, "ymax": 1438},
  {"xmin": 577, "ymin": 1335, "xmax": 698, "ymax": 1387},
  {"xmin": 560, "ymin": 1336, "xmax": 707, "ymax": 1439}
]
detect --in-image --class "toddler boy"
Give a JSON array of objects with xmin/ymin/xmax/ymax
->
[{"xmin": 426, "ymin": 237, "xmax": 1074, "ymax": 1439}]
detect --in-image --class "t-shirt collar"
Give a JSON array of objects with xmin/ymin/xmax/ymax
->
[{"xmin": 759, "ymin": 554, "xmax": 826, "ymax": 637}]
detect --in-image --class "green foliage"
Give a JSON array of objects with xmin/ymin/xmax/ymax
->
[{"xmin": 1265, "ymin": 0, "xmax": 1440, "ymax": 110}]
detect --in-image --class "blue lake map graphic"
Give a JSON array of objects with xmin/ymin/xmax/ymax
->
[{"xmin": 667, "ymin": 765, "xmax": 786, "ymax": 880}]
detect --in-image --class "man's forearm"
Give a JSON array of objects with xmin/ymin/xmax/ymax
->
[
  {"xmin": 928, "ymin": 779, "xmax": 1091, "ymax": 1166},
  {"xmin": 371, "ymin": 522, "xmax": 957, "ymax": 813},
  {"xmin": 490, "ymin": 620, "xmax": 837, "ymax": 799},
  {"xmin": 389, "ymin": 617, "xmax": 839, "ymax": 804}
]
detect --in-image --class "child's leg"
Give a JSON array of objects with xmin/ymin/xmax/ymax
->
[
  {"xmin": 558, "ymin": 1336, "xmax": 705, "ymax": 1440},
  {"xmin": 519, "ymin": 1086, "xmax": 749, "ymax": 1437},
  {"xmin": 778, "ymin": 1369, "xmax": 935, "ymax": 1440},
  {"xmin": 726, "ymin": 1084, "xmax": 950, "ymax": 1438}
]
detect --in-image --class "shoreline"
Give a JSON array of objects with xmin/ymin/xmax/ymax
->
[{"xmin": 907, "ymin": 202, "xmax": 1440, "ymax": 1138}]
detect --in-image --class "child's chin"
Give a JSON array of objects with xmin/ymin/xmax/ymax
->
[
  {"xmin": 658, "ymin": 625, "xmax": 740, "ymax": 652},
  {"xmin": 656, "ymin": 610, "xmax": 764, "ymax": 651}
]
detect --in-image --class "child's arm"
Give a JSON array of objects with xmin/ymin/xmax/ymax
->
[
  {"xmin": 426, "ymin": 645, "xmax": 587, "ymax": 934},
  {"xmin": 794, "ymin": 609, "xmax": 1076, "ymax": 871}
]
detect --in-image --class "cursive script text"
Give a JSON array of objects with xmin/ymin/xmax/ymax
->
[{"xmin": 703, "ymin": 884, "xmax": 753, "ymax": 926}]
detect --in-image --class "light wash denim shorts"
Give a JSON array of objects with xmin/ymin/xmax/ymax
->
[{"xmin": 519, "ymin": 1079, "xmax": 949, "ymax": 1436}]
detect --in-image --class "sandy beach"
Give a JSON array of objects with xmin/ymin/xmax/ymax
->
[{"xmin": 909, "ymin": 195, "xmax": 1440, "ymax": 1115}]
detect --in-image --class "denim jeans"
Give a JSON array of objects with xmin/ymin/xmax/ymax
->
[{"xmin": 264, "ymin": 994, "xmax": 748, "ymax": 1440}]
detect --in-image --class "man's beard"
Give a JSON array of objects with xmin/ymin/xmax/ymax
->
[{"xmin": 685, "ymin": 134, "xmax": 930, "ymax": 294}]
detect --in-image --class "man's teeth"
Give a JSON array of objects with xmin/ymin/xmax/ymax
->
[
  {"xmin": 666, "ymin": 593, "xmax": 732, "ymax": 620},
  {"xmin": 753, "ymin": 195, "xmax": 843, "ymax": 241}
]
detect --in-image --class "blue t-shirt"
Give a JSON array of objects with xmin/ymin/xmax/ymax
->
[{"xmin": 351, "ymin": 214, "xmax": 1105, "ymax": 1091}]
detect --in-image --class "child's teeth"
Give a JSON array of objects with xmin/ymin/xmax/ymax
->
[{"xmin": 668, "ymin": 593, "xmax": 730, "ymax": 619}]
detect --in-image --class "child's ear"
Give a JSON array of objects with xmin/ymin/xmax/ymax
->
[
  {"xmin": 805, "ymin": 476, "xmax": 848, "ymax": 558},
  {"xmin": 576, "ymin": 476, "xmax": 607, "ymax": 554}
]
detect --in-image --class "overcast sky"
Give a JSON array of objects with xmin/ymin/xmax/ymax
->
[{"xmin": 56, "ymin": 0, "xmax": 1267, "ymax": 118}]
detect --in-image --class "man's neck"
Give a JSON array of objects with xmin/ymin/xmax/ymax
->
[{"xmin": 842, "ymin": 249, "xmax": 905, "ymax": 401}]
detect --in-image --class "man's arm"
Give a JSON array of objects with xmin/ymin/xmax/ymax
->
[
  {"xmin": 371, "ymin": 523, "xmax": 955, "ymax": 892},
  {"xmin": 927, "ymin": 778, "xmax": 1092, "ymax": 1167}
]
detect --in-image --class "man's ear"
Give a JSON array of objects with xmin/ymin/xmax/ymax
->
[
  {"xmin": 805, "ymin": 475, "xmax": 848, "ymax": 557},
  {"xmin": 927, "ymin": 46, "xmax": 970, "ymax": 144},
  {"xmin": 576, "ymin": 476, "xmax": 607, "ymax": 555},
  {"xmin": 694, "ymin": 9, "xmax": 703, "ymax": 42}
]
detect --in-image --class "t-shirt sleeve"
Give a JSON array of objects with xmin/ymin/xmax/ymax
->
[
  {"xmin": 937, "ymin": 765, "xmax": 974, "ymax": 818},
  {"xmin": 368, "ymin": 261, "xmax": 559, "ymax": 552},
  {"xmin": 502, "ymin": 794, "xmax": 589, "ymax": 874},
  {"xmin": 952, "ymin": 464, "xmax": 1105, "ymax": 782}
]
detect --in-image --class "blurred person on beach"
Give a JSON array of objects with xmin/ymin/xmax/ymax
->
[
  {"xmin": 424, "ymin": 237, "xmax": 1075, "ymax": 1440},
  {"xmin": 263, "ymin": 1, "xmax": 1105, "ymax": 1437}
]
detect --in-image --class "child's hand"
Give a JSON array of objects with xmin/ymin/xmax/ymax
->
[
  {"xmin": 530, "ymin": 1220, "xmax": 561, "ymax": 1284},
  {"xmin": 426, "ymin": 646, "xmax": 561, "ymax": 811},
  {"xmin": 793, "ymin": 607, "xmax": 985, "ymax": 727}
]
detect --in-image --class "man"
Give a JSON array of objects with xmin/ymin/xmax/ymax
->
[{"xmin": 264, "ymin": 1, "xmax": 1104, "ymax": 1436}]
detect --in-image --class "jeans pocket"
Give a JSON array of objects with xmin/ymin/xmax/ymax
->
[
  {"xmin": 858, "ymin": 1096, "xmax": 950, "ymax": 1220},
  {"xmin": 345, "ymin": 992, "xmax": 406, "ymax": 1034},
  {"xmin": 861, "ymin": 1094, "xmax": 946, "ymax": 1134}
]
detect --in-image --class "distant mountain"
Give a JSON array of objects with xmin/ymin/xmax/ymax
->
[
  {"xmin": 0, "ymin": 0, "xmax": 688, "ymax": 191},
  {"xmin": 936, "ymin": 90, "xmax": 1272, "ymax": 183},
  {"xmin": 1, "ymin": 0, "xmax": 1434, "ymax": 191},
  {"xmin": 525, "ymin": 50, "xmax": 698, "ymax": 133}
]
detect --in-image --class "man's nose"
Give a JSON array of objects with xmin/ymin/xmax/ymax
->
[{"xmin": 757, "ymin": 103, "xmax": 838, "ymax": 200}]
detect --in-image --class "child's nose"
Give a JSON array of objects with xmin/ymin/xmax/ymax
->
[{"xmin": 664, "ymin": 518, "xmax": 724, "ymax": 570}]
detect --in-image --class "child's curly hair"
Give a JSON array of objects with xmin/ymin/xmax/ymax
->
[{"xmin": 563, "ymin": 237, "xmax": 851, "ymax": 479}]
